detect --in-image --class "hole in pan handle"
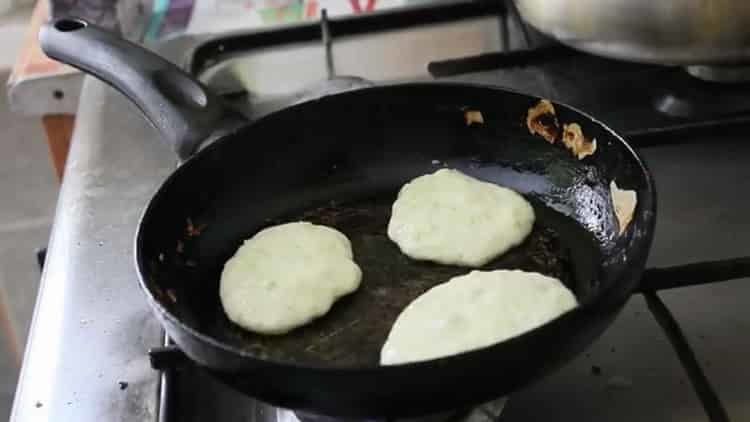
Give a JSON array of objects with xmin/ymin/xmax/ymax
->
[{"xmin": 38, "ymin": 18, "xmax": 246, "ymax": 160}]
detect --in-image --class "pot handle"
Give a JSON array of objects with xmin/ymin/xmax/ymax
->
[{"xmin": 39, "ymin": 18, "xmax": 238, "ymax": 160}]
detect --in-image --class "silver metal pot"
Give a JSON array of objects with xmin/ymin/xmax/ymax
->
[{"xmin": 513, "ymin": 0, "xmax": 750, "ymax": 66}]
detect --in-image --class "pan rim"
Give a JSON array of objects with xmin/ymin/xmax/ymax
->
[{"xmin": 134, "ymin": 81, "xmax": 657, "ymax": 372}]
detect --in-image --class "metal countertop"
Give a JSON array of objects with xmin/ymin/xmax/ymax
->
[{"xmin": 10, "ymin": 77, "xmax": 173, "ymax": 422}]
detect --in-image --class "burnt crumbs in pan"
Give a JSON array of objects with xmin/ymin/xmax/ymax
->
[
  {"xmin": 526, "ymin": 99, "xmax": 598, "ymax": 160},
  {"xmin": 526, "ymin": 99, "xmax": 560, "ymax": 143}
]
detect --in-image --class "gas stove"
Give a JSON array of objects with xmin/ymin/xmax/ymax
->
[{"xmin": 11, "ymin": 1, "xmax": 750, "ymax": 421}]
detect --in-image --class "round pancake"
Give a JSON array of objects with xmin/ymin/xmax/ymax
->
[
  {"xmin": 381, "ymin": 269, "xmax": 577, "ymax": 365},
  {"xmin": 220, "ymin": 222, "xmax": 362, "ymax": 335},
  {"xmin": 387, "ymin": 169, "xmax": 535, "ymax": 267}
]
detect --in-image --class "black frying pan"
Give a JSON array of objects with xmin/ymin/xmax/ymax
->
[{"xmin": 41, "ymin": 19, "xmax": 656, "ymax": 418}]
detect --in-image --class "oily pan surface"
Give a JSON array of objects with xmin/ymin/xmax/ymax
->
[{"xmin": 149, "ymin": 191, "xmax": 600, "ymax": 367}]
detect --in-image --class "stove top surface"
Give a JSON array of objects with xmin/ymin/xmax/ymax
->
[
  {"xmin": 11, "ymin": 4, "xmax": 750, "ymax": 422},
  {"xmin": 165, "ymin": 128, "xmax": 750, "ymax": 422},
  {"xmin": 173, "ymin": 34, "xmax": 750, "ymax": 418}
]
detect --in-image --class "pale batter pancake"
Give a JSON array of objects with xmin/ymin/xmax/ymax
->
[
  {"xmin": 387, "ymin": 169, "xmax": 535, "ymax": 267},
  {"xmin": 220, "ymin": 222, "xmax": 362, "ymax": 335},
  {"xmin": 381, "ymin": 270, "xmax": 577, "ymax": 365}
]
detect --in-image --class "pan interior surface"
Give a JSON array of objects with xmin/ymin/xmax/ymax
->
[{"xmin": 139, "ymin": 84, "xmax": 651, "ymax": 369}]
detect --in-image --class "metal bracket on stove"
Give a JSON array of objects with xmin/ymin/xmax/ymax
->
[
  {"xmin": 149, "ymin": 344, "xmax": 190, "ymax": 371},
  {"xmin": 638, "ymin": 257, "xmax": 750, "ymax": 293},
  {"xmin": 635, "ymin": 257, "xmax": 750, "ymax": 422}
]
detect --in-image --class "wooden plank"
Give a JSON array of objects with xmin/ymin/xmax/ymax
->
[
  {"xmin": 41, "ymin": 114, "xmax": 75, "ymax": 181},
  {"xmin": 8, "ymin": 0, "xmax": 77, "ymax": 88}
]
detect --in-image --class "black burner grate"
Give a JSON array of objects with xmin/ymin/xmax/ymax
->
[{"xmin": 150, "ymin": 257, "xmax": 750, "ymax": 422}]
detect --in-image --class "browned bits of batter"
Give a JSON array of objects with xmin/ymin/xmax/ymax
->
[
  {"xmin": 562, "ymin": 123, "xmax": 597, "ymax": 160},
  {"xmin": 464, "ymin": 110, "xmax": 485, "ymax": 126},
  {"xmin": 610, "ymin": 180, "xmax": 637, "ymax": 234},
  {"xmin": 185, "ymin": 218, "xmax": 207, "ymax": 237},
  {"xmin": 152, "ymin": 285, "xmax": 165, "ymax": 301},
  {"xmin": 526, "ymin": 99, "xmax": 560, "ymax": 143},
  {"xmin": 166, "ymin": 289, "xmax": 178, "ymax": 303}
]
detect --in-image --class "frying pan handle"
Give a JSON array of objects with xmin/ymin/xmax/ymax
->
[{"xmin": 39, "ymin": 18, "xmax": 242, "ymax": 160}]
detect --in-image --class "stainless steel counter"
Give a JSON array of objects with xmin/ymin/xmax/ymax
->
[{"xmin": 9, "ymin": 77, "xmax": 173, "ymax": 422}]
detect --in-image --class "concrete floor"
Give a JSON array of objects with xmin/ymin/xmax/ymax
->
[{"xmin": 0, "ymin": 69, "xmax": 58, "ymax": 419}]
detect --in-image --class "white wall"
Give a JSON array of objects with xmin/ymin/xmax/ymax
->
[{"xmin": 0, "ymin": 6, "xmax": 32, "ymax": 70}]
